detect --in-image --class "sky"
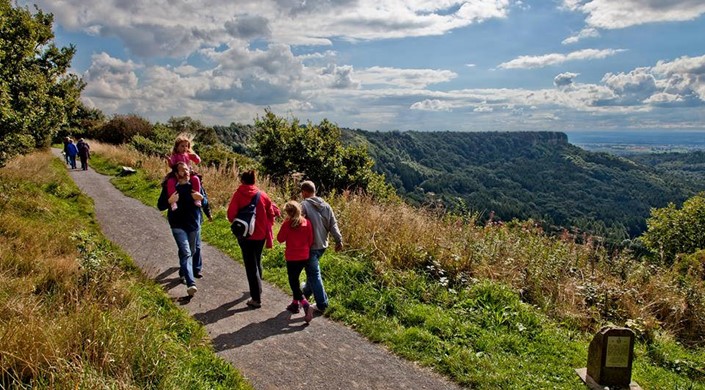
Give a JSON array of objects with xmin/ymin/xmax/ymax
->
[{"xmin": 23, "ymin": 0, "xmax": 705, "ymax": 132}]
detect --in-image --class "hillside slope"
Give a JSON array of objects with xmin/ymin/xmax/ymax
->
[{"xmin": 349, "ymin": 130, "xmax": 696, "ymax": 238}]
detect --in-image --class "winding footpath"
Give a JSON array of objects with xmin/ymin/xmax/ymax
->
[{"xmin": 54, "ymin": 150, "xmax": 461, "ymax": 390}]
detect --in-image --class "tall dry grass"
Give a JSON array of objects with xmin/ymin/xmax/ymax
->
[
  {"xmin": 90, "ymin": 141, "xmax": 281, "ymax": 209},
  {"xmin": 92, "ymin": 141, "xmax": 705, "ymax": 344},
  {"xmin": 0, "ymin": 151, "xmax": 238, "ymax": 388},
  {"xmin": 334, "ymin": 193, "xmax": 704, "ymax": 341}
]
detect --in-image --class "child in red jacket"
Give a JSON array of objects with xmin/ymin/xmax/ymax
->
[{"xmin": 277, "ymin": 200, "xmax": 314, "ymax": 323}]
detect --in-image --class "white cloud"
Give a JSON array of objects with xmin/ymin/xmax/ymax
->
[
  {"xmin": 561, "ymin": 27, "xmax": 599, "ymax": 44},
  {"xmin": 473, "ymin": 105, "xmax": 494, "ymax": 112},
  {"xmin": 644, "ymin": 92, "xmax": 685, "ymax": 106},
  {"xmin": 652, "ymin": 54, "xmax": 705, "ymax": 101},
  {"xmin": 25, "ymin": 0, "xmax": 512, "ymax": 58},
  {"xmin": 355, "ymin": 67, "xmax": 457, "ymax": 88},
  {"xmin": 410, "ymin": 99, "xmax": 454, "ymax": 111},
  {"xmin": 79, "ymin": 50, "xmax": 705, "ymax": 131},
  {"xmin": 82, "ymin": 53, "xmax": 140, "ymax": 100},
  {"xmin": 498, "ymin": 48, "xmax": 625, "ymax": 69},
  {"xmin": 564, "ymin": 0, "xmax": 705, "ymax": 30},
  {"xmin": 554, "ymin": 72, "xmax": 580, "ymax": 88}
]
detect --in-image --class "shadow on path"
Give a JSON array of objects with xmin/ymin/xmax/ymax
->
[
  {"xmin": 194, "ymin": 293, "xmax": 250, "ymax": 325},
  {"xmin": 154, "ymin": 266, "xmax": 181, "ymax": 290},
  {"xmin": 212, "ymin": 310, "xmax": 308, "ymax": 351}
]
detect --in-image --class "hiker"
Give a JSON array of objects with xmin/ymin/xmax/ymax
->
[
  {"xmin": 227, "ymin": 170, "xmax": 276, "ymax": 308},
  {"xmin": 277, "ymin": 200, "xmax": 314, "ymax": 323},
  {"xmin": 300, "ymin": 180, "xmax": 343, "ymax": 312},
  {"xmin": 76, "ymin": 138, "xmax": 90, "ymax": 170},
  {"xmin": 62, "ymin": 137, "xmax": 71, "ymax": 165},
  {"xmin": 158, "ymin": 161, "xmax": 203, "ymax": 297},
  {"xmin": 165, "ymin": 134, "xmax": 202, "ymax": 210},
  {"xmin": 66, "ymin": 138, "xmax": 78, "ymax": 169}
]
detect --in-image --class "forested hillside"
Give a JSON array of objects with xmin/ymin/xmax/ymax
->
[
  {"xmin": 628, "ymin": 151, "xmax": 705, "ymax": 185},
  {"xmin": 347, "ymin": 130, "xmax": 698, "ymax": 239}
]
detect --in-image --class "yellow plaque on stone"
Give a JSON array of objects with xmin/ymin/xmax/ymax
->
[{"xmin": 606, "ymin": 336, "xmax": 630, "ymax": 368}]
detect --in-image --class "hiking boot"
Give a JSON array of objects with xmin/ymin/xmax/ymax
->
[
  {"xmin": 194, "ymin": 272, "xmax": 203, "ymax": 279},
  {"xmin": 286, "ymin": 301, "xmax": 300, "ymax": 314},
  {"xmin": 303, "ymin": 302, "xmax": 313, "ymax": 323},
  {"xmin": 187, "ymin": 285, "xmax": 197, "ymax": 296},
  {"xmin": 246, "ymin": 299, "xmax": 261, "ymax": 308}
]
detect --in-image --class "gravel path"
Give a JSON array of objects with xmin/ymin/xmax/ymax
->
[{"xmin": 55, "ymin": 150, "xmax": 461, "ymax": 390}]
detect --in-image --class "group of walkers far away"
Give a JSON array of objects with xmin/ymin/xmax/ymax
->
[{"xmin": 62, "ymin": 136, "xmax": 90, "ymax": 170}]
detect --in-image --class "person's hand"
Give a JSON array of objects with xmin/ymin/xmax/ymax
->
[
  {"xmin": 192, "ymin": 191, "xmax": 204, "ymax": 201},
  {"xmin": 168, "ymin": 192, "xmax": 179, "ymax": 204},
  {"xmin": 335, "ymin": 243, "xmax": 343, "ymax": 252}
]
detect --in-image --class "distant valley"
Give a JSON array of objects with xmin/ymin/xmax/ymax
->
[
  {"xmin": 567, "ymin": 130, "xmax": 705, "ymax": 155},
  {"xmin": 344, "ymin": 130, "xmax": 704, "ymax": 240}
]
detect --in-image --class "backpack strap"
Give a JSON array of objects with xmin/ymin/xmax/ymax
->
[{"xmin": 246, "ymin": 191, "xmax": 261, "ymax": 214}]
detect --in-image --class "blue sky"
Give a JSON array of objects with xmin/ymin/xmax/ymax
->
[{"xmin": 24, "ymin": 0, "xmax": 705, "ymax": 132}]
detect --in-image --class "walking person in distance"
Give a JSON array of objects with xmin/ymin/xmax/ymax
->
[
  {"xmin": 65, "ymin": 138, "xmax": 78, "ymax": 169},
  {"xmin": 76, "ymin": 138, "xmax": 90, "ymax": 170}
]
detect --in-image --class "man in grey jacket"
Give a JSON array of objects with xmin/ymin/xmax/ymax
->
[{"xmin": 300, "ymin": 180, "xmax": 343, "ymax": 312}]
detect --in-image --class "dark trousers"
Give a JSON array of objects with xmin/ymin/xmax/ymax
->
[
  {"xmin": 286, "ymin": 260, "xmax": 308, "ymax": 300},
  {"xmin": 238, "ymin": 238, "xmax": 265, "ymax": 302},
  {"xmin": 79, "ymin": 155, "xmax": 88, "ymax": 170}
]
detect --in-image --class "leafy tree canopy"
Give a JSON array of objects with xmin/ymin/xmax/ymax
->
[
  {"xmin": 0, "ymin": 0, "xmax": 84, "ymax": 166},
  {"xmin": 642, "ymin": 192, "xmax": 705, "ymax": 264},
  {"xmin": 252, "ymin": 109, "xmax": 393, "ymax": 198}
]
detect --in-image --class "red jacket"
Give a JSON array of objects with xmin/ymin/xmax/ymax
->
[
  {"xmin": 277, "ymin": 218, "xmax": 313, "ymax": 261},
  {"xmin": 227, "ymin": 184, "xmax": 275, "ymax": 241}
]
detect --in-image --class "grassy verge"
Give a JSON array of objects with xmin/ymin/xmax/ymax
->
[
  {"xmin": 90, "ymin": 152, "xmax": 705, "ymax": 389},
  {"xmin": 0, "ymin": 150, "xmax": 251, "ymax": 389}
]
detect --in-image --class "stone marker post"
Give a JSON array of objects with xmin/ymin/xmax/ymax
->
[{"xmin": 576, "ymin": 325, "xmax": 640, "ymax": 389}]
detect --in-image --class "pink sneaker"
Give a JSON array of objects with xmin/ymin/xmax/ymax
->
[
  {"xmin": 194, "ymin": 199, "xmax": 202, "ymax": 207},
  {"xmin": 170, "ymin": 202, "xmax": 178, "ymax": 211}
]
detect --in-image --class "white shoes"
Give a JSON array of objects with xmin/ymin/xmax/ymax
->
[{"xmin": 187, "ymin": 285, "xmax": 198, "ymax": 296}]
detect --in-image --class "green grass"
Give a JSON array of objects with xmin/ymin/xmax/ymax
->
[
  {"xmin": 90, "ymin": 153, "xmax": 705, "ymax": 389},
  {"xmin": 0, "ymin": 151, "xmax": 251, "ymax": 389}
]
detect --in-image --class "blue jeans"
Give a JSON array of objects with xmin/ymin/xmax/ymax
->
[
  {"xmin": 68, "ymin": 155, "xmax": 77, "ymax": 169},
  {"xmin": 171, "ymin": 228, "xmax": 198, "ymax": 287},
  {"xmin": 192, "ymin": 227, "xmax": 203, "ymax": 276},
  {"xmin": 303, "ymin": 248, "xmax": 328, "ymax": 310}
]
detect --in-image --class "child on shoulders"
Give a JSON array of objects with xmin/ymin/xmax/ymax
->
[{"xmin": 165, "ymin": 134, "xmax": 202, "ymax": 210}]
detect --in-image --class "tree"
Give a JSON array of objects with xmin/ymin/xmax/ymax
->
[
  {"xmin": 0, "ymin": 0, "xmax": 84, "ymax": 166},
  {"xmin": 252, "ymin": 109, "xmax": 392, "ymax": 196},
  {"xmin": 58, "ymin": 101, "xmax": 106, "ymax": 140},
  {"xmin": 641, "ymin": 192, "xmax": 705, "ymax": 264},
  {"xmin": 95, "ymin": 114, "xmax": 153, "ymax": 144},
  {"xmin": 165, "ymin": 116, "xmax": 219, "ymax": 147}
]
